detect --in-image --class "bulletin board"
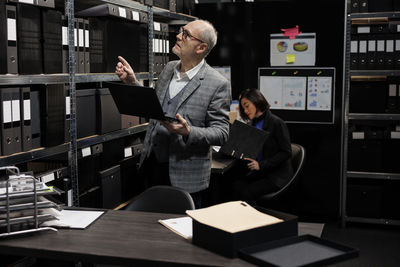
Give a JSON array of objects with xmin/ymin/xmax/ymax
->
[{"xmin": 258, "ymin": 67, "xmax": 336, "ymax": 124}]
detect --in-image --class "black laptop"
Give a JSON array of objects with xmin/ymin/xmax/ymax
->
[{"xmin": 105, "ymin": 82, "xmax": 177, "ymax": 121}]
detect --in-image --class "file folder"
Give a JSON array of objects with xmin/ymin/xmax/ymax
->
[
  {"xmin": 96, "ymin": 88, "xmax": 121, "ymax": 135},
  {"xmin": 99, "ymin": 165, "xmax": 121, "ymax": 209},
  {"xmin": 8, "ymin": 0, "xmax": 55, "ymax": 8},
  {"xmin": 1, "ymin": 88, "xmax": 15, "ymax": 155},
  {"xmin": 358, "ymin": 35, "xmax": 368, "ymax": 70},
  {"xmin": 376, "ymin": 38, "xmax": 386, "ymax": 70},
  {"xmin": 30, "ymin": 90, "xmax": 41, "ymax": 148},
  {"xmin": 387, "ymin": 83, "xmax": 398, "ymax": 112},
  {"xmin": 77, "ymin": 18, "xmax": 85, "ymax": 73},
  {"xmin": 20, "ymin": 87, "xmax": 32, "ymax": 152},
  {"xmin": 17, "ymin": 3, "xmax": 43, "ymax": 74},
  {"xmin": 367, "ymin": 36, "xmax": 376, "ymax": 69},
  {"xmin": 11, "ymin": 87, "xmax": 22, "ymax": 154},
  {"xmin": 386, "ymin": 36, "xmax": 395, "ymax": 69},
  {"xmin": 61, "ymin": 16, "xmax": 68, "ymax": 73},
  {"xmin": 42, "ymin": 9, "xmax": 62, "ymax": 74},
  {"xmin": 88, "ymin": 18, "xmax": 104, "ymax": 73},
  {"xmin": 395, "ymin": 35, "xmax": 400, "ymax": 70},
  {"xmin": 0, "ymin": 4, "xmax": 18, "ymax": 74},
  {"xmin": 64, "ymin": 85, "xmax": 70, "ymax": 142},
  {"xmin": 83, "ymin": 19, "xmax": 90, "ymax": 73},
  {"xmin": 350, "ymin": 37, "xmax": 358, "ymax": 70},
  {"xmin": 75, "ymin": 3, "xmax": 126, "ymax": 18},
  {"xmin": 40, "ymin": 84, "xmax": 66, "ymax": 147},
  {"xmin": 220, "ymin": 120, "xmax": 268, "ymax": 160}
]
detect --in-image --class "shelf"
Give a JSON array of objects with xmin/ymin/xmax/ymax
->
[
  {"xmin": 344, "ymin": 216, "xmax": 400, "ymax": 226},
  {"xmin": 348, "ymin": 113, "xmax": 400, "ymax": 120},
  {"xmin": 347, "ymin": 171, "xmax": 400, "ymax": 180},
  {"xmin": 350, "ymin": 70, "xmax": 400, "ymax": 77},
  {"xmin": 0, "ymin": 73, "xmax": 149, "ymax": 86},
  {"xmin": 0, "ymin": 124, "xmax": 148, "ymax": 166},
  {"xmin": 77, "ymin": 123, "xmax": 148, "ymax": 148},
  {"xmin": 70, "ymin": 0, "xmax": 148, "ymax": 13},
  {"xmin": 350, "ymin": 11, "xmax": 400, "ymax": 19},
  {"xmin": 153, "ymin": 7, "xmax": 196, "ymax": 22}
]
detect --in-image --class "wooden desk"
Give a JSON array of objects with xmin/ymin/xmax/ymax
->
[{"xmin": 0, "ymin": 210, "xmax": 253, "ymax": 266}]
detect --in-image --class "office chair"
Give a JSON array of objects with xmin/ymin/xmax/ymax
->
[
  {"xmin": 258, "ymin": 143, "xmax": 306, "ymax": 203},
  {"xmin": 124, "ymin": 185, "xmax": 195, "ymax": 214}
]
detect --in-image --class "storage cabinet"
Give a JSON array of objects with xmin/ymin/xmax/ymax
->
[
  {"xmin": 341, "ymin": 1, "xmax": 400, "ymax": 226},
  {"xmin": 0, "ymin": 0, "xmax": 196, "ymax": 208}
]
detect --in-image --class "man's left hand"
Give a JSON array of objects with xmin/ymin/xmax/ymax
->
[{"xmin": 160, "ymin": 114, "xmax": 191, "ymax": 136}]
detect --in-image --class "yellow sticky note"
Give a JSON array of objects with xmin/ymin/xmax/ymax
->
[{"xmin": 286, "ymin": 54, "xmax": 295, "ymax": 64}]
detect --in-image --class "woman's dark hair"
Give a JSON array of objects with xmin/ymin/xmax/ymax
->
[{"xmin": 238, "ymin": 89, "xmax": 270, "ymax": 121}]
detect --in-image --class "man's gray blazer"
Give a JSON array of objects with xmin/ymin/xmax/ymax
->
[{"xmin": 139, "ymin": 60, "xmax": 232, "ymax": 193}]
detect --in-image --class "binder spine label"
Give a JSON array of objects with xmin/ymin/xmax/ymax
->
[
  {"xmin": 3, "ymin": 101, "xmax": 12, "ymax": 123},
  {"xmin": 12, "ymin": 99, "xmax": 20, "ymax": 122},
  {"xmin": 24, "ymin": 99, "xmax": 31, "ymax": 120},
  {"xmin": 19, "ymin": 0, "xmax": 35, "ymax": 4},
  {"xmin": 7, "ymin": 18, "xmax": 17, "ymax": 42},
  {"xmin": 131, "ymin": 11, "xmax": 140, "ymax": 21}
]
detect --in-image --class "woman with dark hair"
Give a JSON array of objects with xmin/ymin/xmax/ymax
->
[{"xmin": 232, "ymin": 88, "xmax": 293, "ymax": 204}]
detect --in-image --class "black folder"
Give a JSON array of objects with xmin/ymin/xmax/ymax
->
[
  {"xmin": 75, "ymin": 3, "xmax": 126, "ymax": 18},
  {"xmin": 20, "ymin": 87, "xmax": 32, "ymax": 152},
  {"xmin": 17, "ymin": 3, "xmax": 43, "ymax": 74},
  {"xmin": 30, "ymin": 90, "xmax": 41, "ymax": 148},
  {"xmin": 11, "ymin": 88, "xmax": 22, "ymax": 154},
  {"xmin": 0, "ymin": 4, "xmax": 18, "ymax": 74},
  {"xmin": 0, "ymin": 88, "xmax": 15, "ymax": 155},
  {"xmin": 40, "ymin": 84, "xmax": 66, "ymax": 147},
  {"xmin": 99, "ymin": 165, "xmax": 121, "ymax": 209},
  {"xmin": 42, "ymin": 9, "xmax": 62, "ymax": 74},
  {"xmin": 83, "ymin": 19, "xmax": 90, "ymax": 73},
  {"xmin": 220, "ymin": 120, "xmax": 268, "ymax": 160},
  {"xmin": 105, "ymin": 82, "xmax": 176, "ymax": 121}
]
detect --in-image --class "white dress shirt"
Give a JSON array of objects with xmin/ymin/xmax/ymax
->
[{"xmin": 168, "ymin": 59, "xmax": 205, "ymax": 99}]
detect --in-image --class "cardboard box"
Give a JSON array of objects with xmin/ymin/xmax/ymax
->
[{"xmin": 191, "ymin": 207, "xmax": 298, "ymax": 258}]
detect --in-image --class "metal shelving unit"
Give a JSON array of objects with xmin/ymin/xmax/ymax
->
[
  {"xmin": 1, "ymin": 0, "xmax": 195, "ymax": 207},
  {"xmin": 341, "ymin": 6, "xmax": 400, "ymax": 227}
]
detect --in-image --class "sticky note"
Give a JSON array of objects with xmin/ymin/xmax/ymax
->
[{"xmin": 286, "ymin": 54, "xmax": 295, "ymax": 64}]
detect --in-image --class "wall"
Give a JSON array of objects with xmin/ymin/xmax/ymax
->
[{"xmin": 196, "ymin": 0, "xmax": 345, "ymax": 219}]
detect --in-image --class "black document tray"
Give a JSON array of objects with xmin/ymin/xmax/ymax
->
[
  {"xmin": 105, "ymin": 82, "xmax": 175, "ymax": 121},
  {"xmin": 238, "ymin": 234, "xmax": 359, "ymax": 267},
  {"xmin": 220, "ymin": 120, "xmax": 268, "ymax": 160}
]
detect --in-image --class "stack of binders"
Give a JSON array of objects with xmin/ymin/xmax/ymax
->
[
  {"xmin": 0, "ymin": 87, "xmax": 33, "ymax": 156},
  {"xmin": 76, "ymin": 3, "xmax": 148, "ymax": 73},
  {"xmin": 2, "ymin": 0, "xmax": 62, "ymax": 75},
  {"xmin": 62, "ymin": 16, "xmax": 90, "ymax": 73},
  {"xmin": 153, "ymin": 22, "xmax": 170, "ymax": 75},
  {"xmin": 350, "ymin": 23, "xmax": 400, "ymax": 70}
]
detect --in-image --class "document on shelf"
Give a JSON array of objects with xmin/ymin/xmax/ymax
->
[
  {"xmin": 41, "ymin": 209, "xmax": 104, "ymax": 229},
  {"xmin": 186, "ymin": 201, "xmax": 283, "ymax": 233},
  {"xmin": 158, "ymin": 216, "xmax": 193, "ymax": 240}
]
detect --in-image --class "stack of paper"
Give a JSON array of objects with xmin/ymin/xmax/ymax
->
[{"xmin": 186, "ymin": 201, "xmax": 283, "ymax": 233}]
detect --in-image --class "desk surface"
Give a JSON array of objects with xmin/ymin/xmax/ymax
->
[
  {"xmin": 0, "ymin": 210, "xmax": 253, "ymax": 266},
  {"xmin": 212, "ymin": 152, "xmax": 237, "ymax": 175}
]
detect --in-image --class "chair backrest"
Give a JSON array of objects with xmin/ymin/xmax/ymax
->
[
  {"xmin": 124, "ymin": 185, "xmax": 195, "ymax": 214},
  {"xmin": 259, "ymin": 143, "xmax": 306, "ymax": 201}
]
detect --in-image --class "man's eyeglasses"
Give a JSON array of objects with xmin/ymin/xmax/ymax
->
[{"xmin": 178, "ymin": 27, "xmax": 205, "ymax": 43}]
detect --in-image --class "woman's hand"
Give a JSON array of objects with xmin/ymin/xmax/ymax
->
[{"xmin": 244, "ymin": 157, "xmax": 260, "ymax": 171}]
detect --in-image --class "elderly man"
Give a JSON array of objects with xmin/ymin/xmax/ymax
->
[{"xmin": 115, "ymin": 19, "xmax": 231, "ymax": 208}]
